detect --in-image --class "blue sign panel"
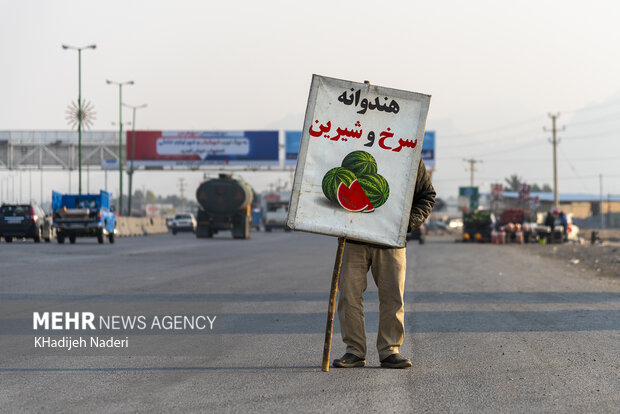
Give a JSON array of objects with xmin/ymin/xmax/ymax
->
[
  {"xmin": 284, "ymin": 131, "xmax": 302, "ymax": 166},
  {"xmin": 421, "ymin": 131, "xmax": 435, "ymax": 167}
]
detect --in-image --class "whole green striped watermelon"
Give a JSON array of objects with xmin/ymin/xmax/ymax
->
[
  {"xmin": 357, "ymin": 173, "xmax": 390, "ymax": 208},
  {"xmin": 341, "ymin": 151, "xmax": 377, "ymax": 177},
  {"xmin": 322, "ymin": 167, "xmax": 357, "ymax": 203}
]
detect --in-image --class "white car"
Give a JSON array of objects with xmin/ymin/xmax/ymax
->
[
  {"xmin": 448, "ymin": 218, "xmax": 463, "ymax": 229},
  {"xmin": 263, "ymin": 201, "xmax": 290, "ymax": 232},
  {"xmin": 170, "ymin": 213, "xmax": 196, "ymax": 235}
]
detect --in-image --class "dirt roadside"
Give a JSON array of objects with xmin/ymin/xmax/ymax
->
[
  {"xmin": 522, "ymin": 240, "xmax": 620, "ymax": 278},
  {"xmin": 436, "ymin": 228, "xmax": 620, "ymax": 278}
]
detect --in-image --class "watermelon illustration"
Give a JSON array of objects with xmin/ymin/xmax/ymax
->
[
  {"xmin": 322, "ymin": 167, "xmax": 357, "ymax": 203},
  {"xmin": 336, "ymin": 180, "xmax": 374, "ymax": 212},
  {"xmin": 357, "ymin": 173, "xmax": 390, "ymax": 208},
  {"xmin": 341, "ymin": 151, "xmax": 377, "ymax": 177}
]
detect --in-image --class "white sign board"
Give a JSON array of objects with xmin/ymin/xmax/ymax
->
[
  {"xmin": 287, "ymin": 75, "xmax": 431, "ymax": 247},
  {"xmin": 156, "ymin": 137, "xmax": 251, "ymax": 158},
  {"xmin": 101, "ymin": 159, "xmax": 120, "ymax": 170}
]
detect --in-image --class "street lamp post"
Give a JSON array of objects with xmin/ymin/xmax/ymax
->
[
  {"xmin": 123, "ymin": 103, "xmax": 147, "ymax": 215},
  {"xmin": 62, "ymin": 44, "xmax": 96, "ymax": 195},
  {"xmin": 106, "ymin": 79, "xmax": 134, "ymax": 215}
]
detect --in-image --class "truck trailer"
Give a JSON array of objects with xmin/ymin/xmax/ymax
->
[{"xmin": 195, "ymin": 174, "xmax": 253, "ymax": 239}]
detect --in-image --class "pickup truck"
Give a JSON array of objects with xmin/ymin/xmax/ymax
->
[
  {"xmin": 462, "ymin": 210, "xmax": 495, "ymax": 242},
  {"xmin": 52, "ymin": 190, "xmax": 116, "ymax": 244}
]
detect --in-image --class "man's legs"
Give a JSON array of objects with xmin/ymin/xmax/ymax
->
[
  {"xmin": 370, "ymin": 247, "xmax": 407, "ymax": 361},
  {"xmin": 337, "ymin": 243, "xmax": 371, "ymax": 359}
]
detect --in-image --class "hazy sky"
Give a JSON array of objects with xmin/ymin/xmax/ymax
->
[{"xmin": 1, "ymin": 0, "xmax": 619, "ymax": 203}]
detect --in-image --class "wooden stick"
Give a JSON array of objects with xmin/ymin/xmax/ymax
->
[{"xmin": 321, "ymin": 237, "xmax": 346, "ymax": 372}]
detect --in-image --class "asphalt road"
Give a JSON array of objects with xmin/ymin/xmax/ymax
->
[{"xmin": 1, "ymin": 231, "xmax": 619, "ymax": 413}]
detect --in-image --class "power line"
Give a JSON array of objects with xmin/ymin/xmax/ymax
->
[
  {"xmin": 559, "ymin": 147, "xmax": 590, "ymax": 193},
  {"xmin": 561, "ymin": 99, "xmax": 620, "ymax": 114},
  {"xmin": 441, "ymin": 129, "xmax": 543, "ymax": 149},
  {"xmin": 474, "ymin": 138, "xmax": 547, "ymax": 157},
  {"xmin": 561, "ymin": 128, "xmax": 620, "ymax": 140},
  {"xmin": 472, "ymin": 156, "xmax": 620, "ymax": 163},
  {"xmin": 434, "ymin": 100, "xmax": 620, "ymax": 145},
  {"xmin": 439, "ymin": 117, "xmax": 544, "ymax": 140},
  {"xmin": 432, "ymin": 174, "xmax": 620, "ymax": 184},
  {"xmin": 565, "ymin": 111, "xmax": 620, "ymax": 127}
]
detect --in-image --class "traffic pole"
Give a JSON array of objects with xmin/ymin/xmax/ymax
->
[{"xmin": 321, "ymin": 237, "xmax": 346, "ymax": 372}]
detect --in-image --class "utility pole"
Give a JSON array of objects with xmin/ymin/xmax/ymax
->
[
  {"xmin": 106, "ymin": 79, "xmax": 134, "ymax": 215},
  {"xmin": 463, "ymin": 158, "xmax": 482, "ymax": 187},
  {"xmin": 600, "ymin": 174, "xmax": 605, "ymax": 229},
  {"xmin": 123, "ymin": 103, "xmax": 147, "ymax": 216},
  {"xmin": 544, "ymin": 113, "xmax": 565, "ymax": 208},
  {"xmin": 178, "ymin": 178, "xmax": 186, "ymax": 212}
]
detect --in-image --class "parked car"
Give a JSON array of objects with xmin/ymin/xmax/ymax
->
[
  {"xmin": 0, "ymin": 203, "xmax": 53, "ymax": 243},
  {"xmin": 425, "ymin": 219, "xmax": 448, "ymax": 234},
  {"xmin": 263, "ymin": 201, "xmax": 290, "ymax": 232},
  {"xmin": 447, "ymin": 218, "xmax": 463, "ymax": 230},
  {"xmin": 406, "ymin": 223, "xmax": 426, "ymax": 244},
  {"xmin": 170, "ymin": 213, "xmax": 197, "ymax": 235}
]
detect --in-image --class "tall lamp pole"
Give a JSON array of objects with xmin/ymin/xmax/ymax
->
[
  {"xmin": 123, "ymin": 103, "xmax": 147, "ymax": 216},
  {"xmin": 106, "ymin": 79, "xmax": 134, "ymax": 215},
  {"xmin": 62, "ymin": 44, "xmax": 96, "ymax": 195}
]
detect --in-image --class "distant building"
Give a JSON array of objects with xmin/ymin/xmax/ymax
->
[{"xmin": 498, "ymin": 192, "xmax": 620, "ymax": 217}]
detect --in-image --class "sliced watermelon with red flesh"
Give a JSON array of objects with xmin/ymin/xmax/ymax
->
[{"xmin": 337, "ymin": 180, "xmax": 375, "ymax": 212}]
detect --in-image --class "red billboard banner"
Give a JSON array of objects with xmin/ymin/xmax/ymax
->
[{"xmin": 126, "ymin": 130, "xmax": 279, "ymax": 167}]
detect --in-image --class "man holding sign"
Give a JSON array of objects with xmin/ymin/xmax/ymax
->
[
  {"xmin": 287, "ymin": 75, "xmax": 433, "ymax": 370},
  {"xmin": 334, "ymin": 160, "xmax": 434, "ymax": 369}
]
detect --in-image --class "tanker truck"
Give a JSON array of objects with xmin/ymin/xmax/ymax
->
[{"xmin": 195, "ymin": 174, "xmax": 253, "ymax": 239}]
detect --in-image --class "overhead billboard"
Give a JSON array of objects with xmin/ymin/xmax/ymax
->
[
  {"xmin": 287, "ymin": 75, "xmax": 431, "ymax": 248},
  {"xmin": 421, "ymin": 131, "xmax": 435, "ymax": 167},
  {"xmin": 288, "ymin": 130, "xmax": 433, "ymax": 168},
  {"xmin": 126, "ymin": 130, "xmax": 279, "ymax": 167},
  {"xmin": 285, "ymin": 131, "xmax": 302, "ymax": 166}
]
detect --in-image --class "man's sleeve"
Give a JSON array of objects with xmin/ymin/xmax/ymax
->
[{"xmin": 408, "ymin": 160, "xmax": 436, "ymax": 232}]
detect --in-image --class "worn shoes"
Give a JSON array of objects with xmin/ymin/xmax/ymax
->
[
  {"xmin": 333, "ymin": 352, "xmax": 412, "ymax": 368},
  {"xmin": 333, "ymin": 353, "xmax": 366, "ymax": 368},
  {"xmin": 380, "ymin": 353, "xmax": 412, "ymax": 369}
]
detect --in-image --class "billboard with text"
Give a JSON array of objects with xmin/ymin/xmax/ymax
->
[
  {"xmin": 127, "ymin": 130, "xmax": 279, "ymax": 167},
  {"xmin": 287, "ymin": 130, "xmax": 434, "ymax": 168},
  {"xmin": 285, "ymin": 131, "xmax": 302, "ymax": 166},
  {"xmin": 421, "ymin": 131, "xmax": 435, "ymax": 167}
]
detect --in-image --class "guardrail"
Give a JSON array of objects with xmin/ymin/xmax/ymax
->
[{"xmin": 116, "ymin": 217, "xmax": 168, "ymax": 237}]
